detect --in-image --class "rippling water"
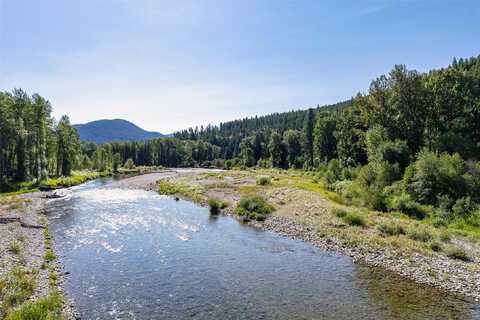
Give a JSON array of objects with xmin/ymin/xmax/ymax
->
[{"xmin": 46, "ymin": 178, "xmax": 480, "ymax": 320}]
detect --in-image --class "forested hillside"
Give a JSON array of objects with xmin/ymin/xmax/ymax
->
[
  {"xmin": 174, "ymin": 100, "xmax": 351, "ymax": 158},
  {"xmin": 74, "ymin": 119, "xmax": 165, "ymax": 143}
]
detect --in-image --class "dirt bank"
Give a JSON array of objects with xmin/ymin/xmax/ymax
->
[{"xmin": 0, "ymin": 191, "xmax": 75, "ymax": 319}]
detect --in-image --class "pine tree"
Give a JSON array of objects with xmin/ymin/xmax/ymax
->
[{"xmin": 304, "ymin": 108, "xmax": 315, "ymax": 167}]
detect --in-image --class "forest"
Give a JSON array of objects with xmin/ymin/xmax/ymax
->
[
  {"xmin": 1, "ymin": 55, "xmax": 480, "ymax": 228},
  {"xmin": 0, "ymin": 89, "xmax": 80, "ymax": 189}
]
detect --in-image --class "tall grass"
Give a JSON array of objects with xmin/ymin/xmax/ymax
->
[
  {"xmin": 208, "ymin": 199, "xmax": 229, "ymax": 215},
  {"xmin": 0, "ymin": 268, "xmax": 36, "ymax": 316},
  {"xmin": 377, "ymin": 221, "xmax": 405, "ymax": 236},
  {"xmin": 342, "ymin": 212, "xmax": 367, "ymax": 227},
  {"xmin": 406, "ymin": 224, "xmax": 433, "ymax": 242},
  {"xmin": 235, "ymin": 196, "xmax": 274, "ymax": 221},
  {"xmin": 256, "ymin": 176, "xmax": 272, "ymax": 186},
  {"xmin": 6, "ymin": 291, "xmax": 64, "ymax": 320}
]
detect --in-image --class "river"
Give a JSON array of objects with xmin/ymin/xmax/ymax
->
[{"xmin": 45, "ymin": 177, "xmax": 480, "ymax": 319}]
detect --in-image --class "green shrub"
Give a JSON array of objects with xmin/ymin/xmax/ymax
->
[
  {"xmin": 123, "ymin": 158, "xmax": 135, "ymax": 169},
  {"xmin": 366, "ymin": 126, "xmax": 411, "ymax": 169},
  {"xmin": 6, "ymin": 291, "xmax": 64, "ymax": 320},
  {"xmin": 256, "ymin": 176, "xmax": 272, "ymax": 186},
  {"xmin": 44, "ymin": 249, "xmax": 56, "ymax": 263},
  {"xmin": 429, "ymin": 241, "xmax": 443, "ymax": 252},
  {"xmin": 235, "ymin": 196, "xmax": 274, "ymax": 221},
  {"xmin": 387, "ymin": 193, "xmax": 426, "ymax": 219},
  {"xmin": 321, "ymin": 159, "xmax": 343, "ymax": 189},
  {"xmin": 331, "ymin": 208, "xmax": 347, "ymax": 218},
  {"xmin": 406, "ymin": 224, "xmax": 433, "ymax": 242},
  {"xmin": 157, "ymin": 180, "xmax": 181, "ymax": 195},
  {"xmin": 377, "ymin": 221, "xmax": 405, "ymax": 236},
  {"xmin": 360, "ymin": 187, "xmax": 387, "ymax": 211},
  {"xmin": 406, "ymin": 151, "xmax": 472, "ymax": 206},
  {"xmin": 332, "ymin": 180, "xmax": 359, "ymax": 202},
  {"xmin": 219, "ymin": 201, "xmax": 229, "ymax": 209},
  {"xmin": 464, "ymin": 210, "xmax": 480, "ymax": 227},
  {"xmin": 8, "ymin": 241, "xmax": 21, "ymax": 254},
  {"xmin": 433, "ymin": 197, "xmax": 480, "ymax": 227},
  {"xmin": 356, "ymin": 161, "xmax": 401, "ymax": 211},
  {"xmin": 439, "ymin": 230, "xmax": 451, "ymax": 243},
  {"xmin": 342, "ymin": 212, "xmax": 366, "ymax": 227},
  {"xmin": 208, "ymin": 199, "xmax": 221, "ymax": 215},
  {"xmin": 0, "ymin": 268, "xmax": 36, "ymax": 311},
  {"xmin": 452, "ymin": 197, "xmax": 477, "ymax": 219},
  {"xmin": 445, "ymin": 246, "xmax": 470, "ymax": 261}
]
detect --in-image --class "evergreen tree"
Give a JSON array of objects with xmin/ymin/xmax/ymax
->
[
  {"xmin": 304, "ymin": 108, "xmax": 315, "ymax": 166},
  {"xmin": 56, "ymin": 115, "xmax": 79, "ymax": 176},
  {"xmin": 268, "ymin": 131, "xmax": 287, "ymax": 168},
  {"xmin": 283, "ymin": 130, "xmax": 304, "ymax": 168},
  {"xmin": 314, "ymin": 112, "xmax": 337, "ymax": 162}
]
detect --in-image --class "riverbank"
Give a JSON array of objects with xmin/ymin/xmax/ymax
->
[
  {"xmin": 0, "ymin": 168, "xmax": 173, "ymax": 318},
  {"xmin": 147, "ymin": 169, "xmax": 480, "ymax": 301},
  {"xmin": 2, "ymin": 168, "xmax": 478, "ymax": 318},
  {"xmin": 0, "ymin": 191, "xmax": 75, "ymax": 319}
]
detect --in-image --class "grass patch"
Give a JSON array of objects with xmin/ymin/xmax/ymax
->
[
  {"xmin": 429, "ymin": 241, "xmax": 443, "ymax": 252},
  {"xmin": 39, "ymin": 171, "xmax": 107, "ymax": 189},
  {"xmin": 406, "ymin": 224, "xmax": 433, "ymax": 242},
  {"xmin": 235, "ymin": 196, "xmax": 274, "ymax": 221},
  {"xmin": 8, "ymin": 241, "xmax": 21, "ymax": 255},
  {"xmin": 205, "ymin": 182, "xmax": 231, "ymax": 189},
  {"xmin": 207, "ymin": 199, "xmax": 228, "ymax": 214},
  {"xmin": 237, "ymin": 185, "xmax": 260, "ymax": 195},
  {"xmin": 282, "ymin": 177, "xmax": 345, "ymax": 204},
  {"xmin": 377, "ymin": 221, "xmax": 405, "ymax": 236},
  {"xmin": 0, "ymin": 216, "xmax": 65, "ymax": 319},
  {"xmin": 0, "ymin": 196, "xmax": 26, "ymax": 210},
  {"xmin": 157, "ymin": 180, "xmax": 183, "ymax": 195},
  {"xmin": 6, "ymin": 291, "xmax": 64, "ymax": 320},
  {"xmin": 157, "ymin": 179, "xmax": 204, "ymax": 203},
  {"xmin": 256, "ymin": 176, "xmax": 272, "ymax": 186},
  {"xmin": 1, "ymin": 171, "xmax": 109, "ymax": 194},
  {"xmin": 44, "ymin": 250, "xmax": 56, "ymax": 263},
  {"xmin": 331, "ymin": 208, "xmax": 347, "ymax": 218},
  {"xmin": 0, "ymin": 268, "xmax": 36, "ymax": 315},
  {"xmin": 445, "ymin": 245, "xmax": 471, "ymax": 261},
  {"xmin": 342, "ymin": 212, "xmax": 367, "ymax": 227}
]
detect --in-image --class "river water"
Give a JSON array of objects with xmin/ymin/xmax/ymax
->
[{"xmin": 45, "ymin": 178, "xmax": 480, "ymax": 319}]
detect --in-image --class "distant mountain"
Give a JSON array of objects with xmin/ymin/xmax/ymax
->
[{"xmin": 74, "ymin": 119, "xmax": 166, "ymax": 143}]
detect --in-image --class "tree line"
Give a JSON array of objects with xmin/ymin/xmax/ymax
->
[
  {"xmin": 0, "ymin": 90, "xmax": 225, "ymax": 191},
  {"xmin": 176, "ymin": 55, "xmax": 480, "ymax": 227},
  {"xmin": 3, "ymin": 55, "xmax": 480, "ymax": 227},
  {"xmin": 0, "ymin": 89, "xmax": 80, "ymax": 189}
]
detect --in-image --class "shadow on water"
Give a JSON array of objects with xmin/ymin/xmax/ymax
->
[
  {"xmin": 353, "ymin": 265, "xmax": 478, "ymax": 319},
  {"xmin": 45, "ymin": 178, "xmax": 480, "ymax": 320}
]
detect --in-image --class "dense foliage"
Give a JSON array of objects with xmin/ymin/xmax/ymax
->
[
  {"xmin": 174, "ymin": 100, "xmax": 351, "ymax": 159},
  {"xmin": 0, "ymin": 90, "xmax": 80, "ymax": 190},
  {"xmin": 176, "ymin": 55, "xmax": 480, "ymax": 228}
]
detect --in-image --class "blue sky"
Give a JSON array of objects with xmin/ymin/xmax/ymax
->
[{"xmin": 1, "ymin": 0, "xmax": 479, "ymax": 132}]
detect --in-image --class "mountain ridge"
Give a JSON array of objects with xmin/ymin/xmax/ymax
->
[{"xmin": 74, "ymin": 119, "xmax": 166, "ymax": 143}]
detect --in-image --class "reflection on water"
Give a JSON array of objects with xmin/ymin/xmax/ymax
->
[{"xmin": 47, "ymin": 179, "xmax": 480, "ymax": 320}]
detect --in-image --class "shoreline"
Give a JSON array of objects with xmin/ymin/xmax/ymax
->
[
  {"xmin": 0, "ymin": 190, "xmax": 77, "ymax": 319},
  {"xmin": 148, "ymin": 169, "xmax": 480, "ymax": 302},
  {"xmin": 2, "ymin": 169, "xmax": 478, "ymax": 318}
]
